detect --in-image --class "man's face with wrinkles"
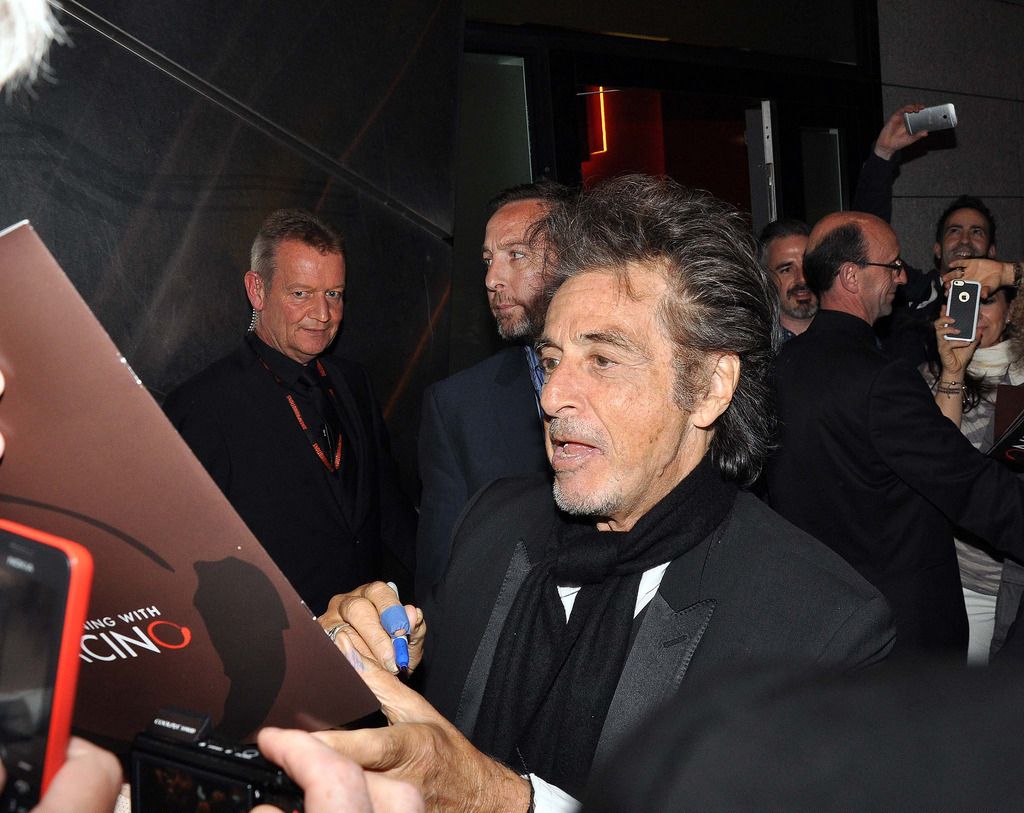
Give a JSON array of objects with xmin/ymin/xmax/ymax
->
[{"xmin": 537, "ymin": 265, "xmax": 702, "ymax": 531}]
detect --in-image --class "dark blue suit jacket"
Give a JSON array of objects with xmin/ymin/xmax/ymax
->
[{"xmin": 416, "ymin": 347, "xmax": 548, "ymax": 599}]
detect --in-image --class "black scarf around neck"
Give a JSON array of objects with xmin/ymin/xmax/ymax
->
[{"xmin": 472, "ymin": 457, "xmax": 738, "ymax": 797}]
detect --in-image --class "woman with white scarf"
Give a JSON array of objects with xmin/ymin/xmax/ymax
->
[{"xmin": 924, "ymin": 282, "xmax": 1024, "ymax": 664}]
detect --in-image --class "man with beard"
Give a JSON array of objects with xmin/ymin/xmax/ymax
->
[
  {"xmin": 415, "ymin": 181, "xmax": 573, "ymax": 598},
  {"xmin": 933, "ymin": 196, "xmax": 998, "ymax": 277},
  {"xmin": 758, "ymin": 219, "xmax": 816, "ymax": 341},
  {"xmin": 317, "ymin": 176, "xmax": 893, "ymax": 812},
  {"xmin": 768, "ymin": 210, "xmax": 1024, "ymax": 657},
  {"xmin": 891, "ymin": 196, "xmax": 999, "ymax": 367}
]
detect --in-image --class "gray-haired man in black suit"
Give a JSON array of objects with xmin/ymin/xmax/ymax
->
[
  {"xmin": 317, "ymin": 176, "xmax": 895, "ymax": 812},
  {"xmin": 165, "ymin": 209, "xmax": 415, "ymax": 613}
]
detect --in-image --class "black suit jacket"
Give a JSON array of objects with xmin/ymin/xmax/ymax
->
[
  {"xmin": 416, "ymin": 347, "xmax": 548, "ymax": 598},
  {"xmin": 164, "ymin": 340, "xmax": 415, "ymax": 613},
  {"xmin": 422, "ymin": 474, "xmax": 894, "ymax": 776},
  {"xmin": 768, "ymin": 309, "xmax": 1024, "ymax": 654},
  {"xmin": 584, "ymin": 663, "xmax": 1024, "ymax": 812}
]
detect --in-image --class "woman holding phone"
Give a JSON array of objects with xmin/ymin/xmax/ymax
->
[{"xmin": 923, "ymin": 273, "xmax": 1024, "ymax": 664}]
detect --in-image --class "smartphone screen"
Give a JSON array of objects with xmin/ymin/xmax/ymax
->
[
  {"xmin": 133, "ymin": 751, "xmax": 255, "ymax": 811},
  {"xmin": 0, "ymin": 522, "xmax": 92, "ymax": 812}
]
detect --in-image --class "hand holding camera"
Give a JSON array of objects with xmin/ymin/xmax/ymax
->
[{"xmin": 253, "ymin": 728, "xmax": 424, "ymax": 813}]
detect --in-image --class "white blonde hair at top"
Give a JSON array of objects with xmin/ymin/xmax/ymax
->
[{"xmin": 0, "ymin": 0, "xmax": 65, "ymax": 89}]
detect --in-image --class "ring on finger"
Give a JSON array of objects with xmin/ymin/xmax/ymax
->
[{"xmin": 326, "ymin": 623, "xmax": 351, "ymax": 642}]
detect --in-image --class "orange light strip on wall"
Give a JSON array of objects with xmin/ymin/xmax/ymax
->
[{"xmin": 593, "ymin": 86, "xmax": 608, "ymax": 154}]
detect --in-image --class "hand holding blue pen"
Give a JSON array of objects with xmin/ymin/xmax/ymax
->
[
  {"xmin": 382, "ymin": 581, "xmax": 411, "ymax": 676},
  {"xmin": 317, "ymin": 581, "xmax": 424, "ymax": 675}
]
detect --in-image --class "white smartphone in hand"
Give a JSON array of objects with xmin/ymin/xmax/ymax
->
[{"xmin": 904, "ymin": 103, "xmax": 957, "ymax": 135}]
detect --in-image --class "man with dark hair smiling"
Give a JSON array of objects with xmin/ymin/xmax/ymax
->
[
  {"xmin": 933, "ymin": 195, "xmax": 997, "ymax": 275},
  {"xmin": 888, "ymin": 195, "xmax": 999, "ymax": 365},
  {"xmin": 758, "ymin": 218, "xmax": 815, "ymax": 341},
  {"xmin": 317, "ymin": 176, "xmax": 893, "ymax": 812}
]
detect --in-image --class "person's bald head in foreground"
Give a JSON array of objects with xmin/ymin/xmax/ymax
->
[{"xmin": 803, "ymin": 212, "xmax": 907, "ymax": 326}]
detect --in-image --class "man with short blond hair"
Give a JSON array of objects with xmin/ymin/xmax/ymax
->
[{"xmin": 165, "ymin": 209, "xmax": 414, "ymax": 611}]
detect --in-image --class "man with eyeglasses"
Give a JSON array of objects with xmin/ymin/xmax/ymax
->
[{"xmin": 766, "ymin": 211, "xmax": 1024, "ymax": 658}]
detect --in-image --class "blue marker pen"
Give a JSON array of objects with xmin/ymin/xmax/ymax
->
[{"xmin": 383, "ymin": 581, "xmax": 410, "ymax": 676}]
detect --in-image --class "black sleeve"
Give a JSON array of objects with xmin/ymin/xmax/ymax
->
[
  {"xmin": 163, "ymin": 386, "xmax": 233, "ymax": 493},
  {"xmin": 871, "ymin": 359, "xmax": 1024, "ymax": 558},
  {"xmin": 415, "ymin": 384, "xmax": 468, "ymax": 601},
  {"xmin": 360, "ymin": 367, "xmax": 418, "ymax": 595},
  {"xmin": 852, "ymin": 150, "xmax": 899, "ymax": 223}
]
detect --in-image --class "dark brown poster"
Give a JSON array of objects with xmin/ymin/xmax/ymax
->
[{"xmin": 0, "ymin": 222, "xmax": 379, "ymax": 753}]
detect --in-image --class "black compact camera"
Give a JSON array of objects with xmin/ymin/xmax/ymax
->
[{"xmin": 130, "ymin": 708, "xmax": 303, "ymax": 812}]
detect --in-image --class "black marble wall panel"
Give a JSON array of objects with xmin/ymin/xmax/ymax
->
[
  {"xmin": 879, "ymin": 0, "xmax": 1024, "ymax": 102},
  {"xmin": 877, "ymin": 0, "xmax": 1024, "ymax": 283},
  {"xmin": 0, "ymin": 0, "xmax": 462, "ymax": 491},
  {"xmin": 76, "ymin": 0, "xmax": 461, "ymax": 232}
]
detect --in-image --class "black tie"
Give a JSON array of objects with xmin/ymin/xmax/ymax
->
[{"xmin": 298, "ymin": 370, "xmax": 342, "ymax": 461}]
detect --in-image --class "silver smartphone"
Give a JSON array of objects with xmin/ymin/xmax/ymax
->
[
  {"xmin": 904, "ymin": 103, "xmax": 957, "ymax": 135},
  {"xmin": 945, "ymin": 279, "xmax": 981, "ymax": 342}
]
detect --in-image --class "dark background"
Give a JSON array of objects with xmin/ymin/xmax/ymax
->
[
  {"xmin": 9, "ymin": 0, "xmax": 1005, "ymax": 498},
  {"xmin": 0, "ymin": 0, "xmax": 462, "ymax": 495}
]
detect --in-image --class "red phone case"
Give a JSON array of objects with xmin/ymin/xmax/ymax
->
[{"xmin": 0, "ymin": 518, "xmax": 93, "ymax": 794}]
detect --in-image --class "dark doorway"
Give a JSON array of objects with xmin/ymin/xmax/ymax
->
[{"xmin": 580, "ymin": 86, "xmax": 754, "ymax": 213}]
